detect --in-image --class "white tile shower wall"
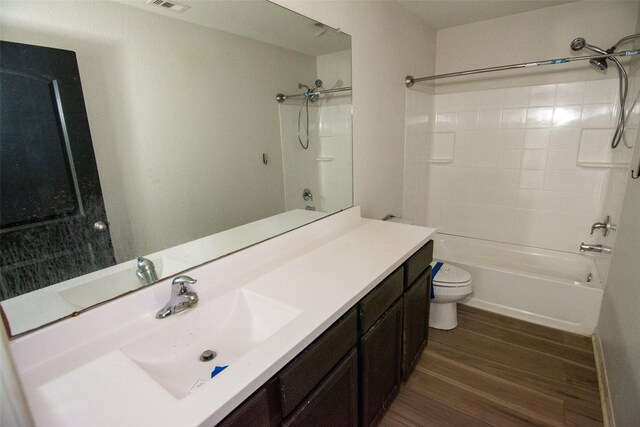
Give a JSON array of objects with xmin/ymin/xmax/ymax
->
[
  {"xmin": 427, "ymin": 79, "xmax": 635, "ymax": 253},
  {"xmin": 279, "ymin": 104, "xmax": 322, "ymax": 211},
  {"xmin": 279, "ymin": 103, "xmax": 352, "ymax": 214},
  {"xmin": 318, "ymin": 104, "xmax": 353, "ymax": 213}
]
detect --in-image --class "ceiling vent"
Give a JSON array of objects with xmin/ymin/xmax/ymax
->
[{"xmin": 146, "ymin": 0, "xmax": 190, "ymax": 13}]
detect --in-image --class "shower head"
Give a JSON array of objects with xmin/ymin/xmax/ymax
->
[
  {"xmin": 590, "ymin": 58, "xmax": 608, "ymax": 71},
  {"xmin": 308, "ymin": 79, "xmax": 322, "ymax": 102},
  {"xmin": 570, "ymin": 37, "xmax": 586, "ymax": 51},
  {"xmin": 570, "ymin": 37, "xmax": 610, "ymax": 71}
]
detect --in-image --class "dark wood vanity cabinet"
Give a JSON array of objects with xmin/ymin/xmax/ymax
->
[{"xmin": 218, "ymin": 240, "xmax": 433, "ymax": 427}]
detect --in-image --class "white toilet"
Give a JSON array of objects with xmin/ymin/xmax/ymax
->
[{"xmin": 429, "ymin": 262, "xmax": 473, "ymax": 330}]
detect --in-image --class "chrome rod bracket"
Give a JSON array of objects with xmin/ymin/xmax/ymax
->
[{"xmin": 405, "ymin": 75, "xmax": 415, "ymax": 88}]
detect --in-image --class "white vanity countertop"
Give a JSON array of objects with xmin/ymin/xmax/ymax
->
[{"xmin": 9, "ymin": 207, "xmax": 436, "ymax": 427}]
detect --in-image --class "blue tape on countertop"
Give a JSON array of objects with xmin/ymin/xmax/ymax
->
[
  {"xmin": 211, "ymin": 365, "xmax": 228, "ymax": 378},
  {"xmin": 430, "ymin": 262, "xmax": 444, "ymax": 300}
]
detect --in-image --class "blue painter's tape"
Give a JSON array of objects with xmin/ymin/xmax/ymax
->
[
  {"xmin": 430, "ymin": 262, "xmax": 444, "ymax": 300},
  {"xmin": 211, "ymin": 365, "xmax": 228, "ymax": 378}
]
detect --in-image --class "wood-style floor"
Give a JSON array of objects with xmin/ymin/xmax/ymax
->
[{"xmin": 380, "ymin": 305, "xmax": 603, "ymax": 427}]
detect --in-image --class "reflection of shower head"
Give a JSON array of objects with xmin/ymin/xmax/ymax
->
[
  {"xmin": 312, "ymin": 79, "xmax": 322, "ymax": 91},
  {"xmin": 298, "ymin": 83, "xmax": 310, "ymax": 91},
  {"xmin": 570, "ymin": 37, "xmax": 610, "ymax": 71}
]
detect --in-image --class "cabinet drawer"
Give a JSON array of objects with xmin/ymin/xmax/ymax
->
[
  {"xmin": 218, "ymin": 378, "xmax": 281, "ymax": 427},
  {"xmin": 278, "ymin": 307, "xmax": 358, "ymax": 417},
  {"xmin": 405, "ymin": 240, "xmax": 433, "ymax": 287},
  {"xmin": 359, "ymin": 266, "xmax": 403, "ymax": 334},
  {"xmin": 282, "ymin": 348, "xmax": 358, "ymax": 427}
]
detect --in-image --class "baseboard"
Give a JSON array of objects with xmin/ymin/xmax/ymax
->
[{"xmin": 592, "ymin": 331, "xmax": 615, "ymax": 427}]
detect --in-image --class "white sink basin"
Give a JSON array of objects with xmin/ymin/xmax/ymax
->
[
  {"xmin": 121, "ymin": 288, "xmax": 300, "ymax": 399},
  {"xmin": 58, "ymin": 256, "xmax": 186, "ymax": 309}
]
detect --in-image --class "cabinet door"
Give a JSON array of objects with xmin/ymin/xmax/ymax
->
[
  {"xmin": 359, "ymin": 299, "xmax": 403, "ymax": 427},
  {"xmin": 402, "ymin": 266, "xmax": 430, "ymax": 381},
  {"xmin": 282, "ymin": 348, "xmax": 358, "ymax": 427}
]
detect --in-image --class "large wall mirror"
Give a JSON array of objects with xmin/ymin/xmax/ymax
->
[{"xmin": 0, "ymin": 0, "xmax": 352, "ymax": 337}]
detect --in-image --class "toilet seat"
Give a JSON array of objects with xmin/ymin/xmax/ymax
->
[{"xmin": 432, "ymin": 262, "xmax": 472, "ymax": 288}]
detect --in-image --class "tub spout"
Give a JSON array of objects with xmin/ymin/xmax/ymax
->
[{"xmin": 579, "ymin": 243, "xmax": 611, "ymax": 254}]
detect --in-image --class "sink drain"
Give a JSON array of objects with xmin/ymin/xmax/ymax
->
[{"xmin": 200, "ymin": 350, "xmax": 217, "ymax": 362}]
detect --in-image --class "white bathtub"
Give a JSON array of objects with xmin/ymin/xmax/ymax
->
[{"xmin": 433, "ymin": 233, "xmax": 603, "ymax": 336}]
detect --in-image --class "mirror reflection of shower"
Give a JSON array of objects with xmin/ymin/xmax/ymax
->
[
  {"xmin": 276, "ymin": 70, "xmax": 353, "ymax": 214},
  {"xmin": 298, "ymin": 79, "xmax": 323, "ymax": 149}
]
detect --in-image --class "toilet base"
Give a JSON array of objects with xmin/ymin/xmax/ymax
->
[{"xmin": 429, "ymin": 302, "xmax": 458, "ymax": 330}]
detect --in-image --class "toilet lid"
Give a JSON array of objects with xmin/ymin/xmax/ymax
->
[{"xmin": 432, "ymin": 262, "xmax": 471, "ymax": 287}]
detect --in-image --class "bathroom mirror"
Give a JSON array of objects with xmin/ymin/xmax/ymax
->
[{"xmin": 0, "ymin": 0, "xmax": 352, "ymax": 337}]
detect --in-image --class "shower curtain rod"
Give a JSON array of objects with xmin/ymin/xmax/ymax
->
[
  {"xmin": 405, "ymin": 50, "xmax": 639, "ymax": 87},
  {"xmin": 276, "ymin": 86, "xmax": 352, "ymax": 103}
]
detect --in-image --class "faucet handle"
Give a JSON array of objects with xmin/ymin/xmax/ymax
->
[
  {"xmin": 172, "ymin": 275, "xmax": 197, "ymax": 294},
  {"xmin": 172, "ymin": 275, "xmax": 197, "ymax": 285}
]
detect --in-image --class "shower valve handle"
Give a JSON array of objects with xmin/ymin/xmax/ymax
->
[{"xmin": 590, "ymin": 216, "xmax": 616, "ymax": 236}]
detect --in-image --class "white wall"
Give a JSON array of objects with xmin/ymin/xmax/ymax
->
[
  {"xmin": 273, "ymin": 0, "xmax": 437, "ymax": 220},
  {"xmin": 596, "ymin": 10, "xmax": 640, "ymax": 425},
  {"xmin": 597, "ymin": 131, "xmax": 640, "ymax": 426},
  {"xmin": 316, "ymin": 49, "xmax": 352, "ymax": 106},
  {"xmin": 403, "ymin": 88, "xmax": 433, "ymax": 224},
  {"xmin": 0, "ymin": 0, "xmax": 317, "ymax": 261},
  {"xmin": 435, "ymin": 1, "xmax": 640, "ymax": 94}
]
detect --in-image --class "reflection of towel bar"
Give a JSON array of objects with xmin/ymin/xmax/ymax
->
[
  {"xmin": 632, "ymin": 156, "xmax": 640, "ymax": 179},
  {"xmin": 316, "ymin": 157, "xmax": 334, "ymax": 162}
]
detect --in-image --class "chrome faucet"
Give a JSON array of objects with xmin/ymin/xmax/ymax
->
[
  {"xmin": 136, "ymin": 256, "xmax": 158, "ymax": 286},
  {"xmin": 156, "ymin": 275, "xmax": 199, "ymax": 319},
  {"xmin": 579, "ymin": 243, "xmax": 612, "ymax": 254}
]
